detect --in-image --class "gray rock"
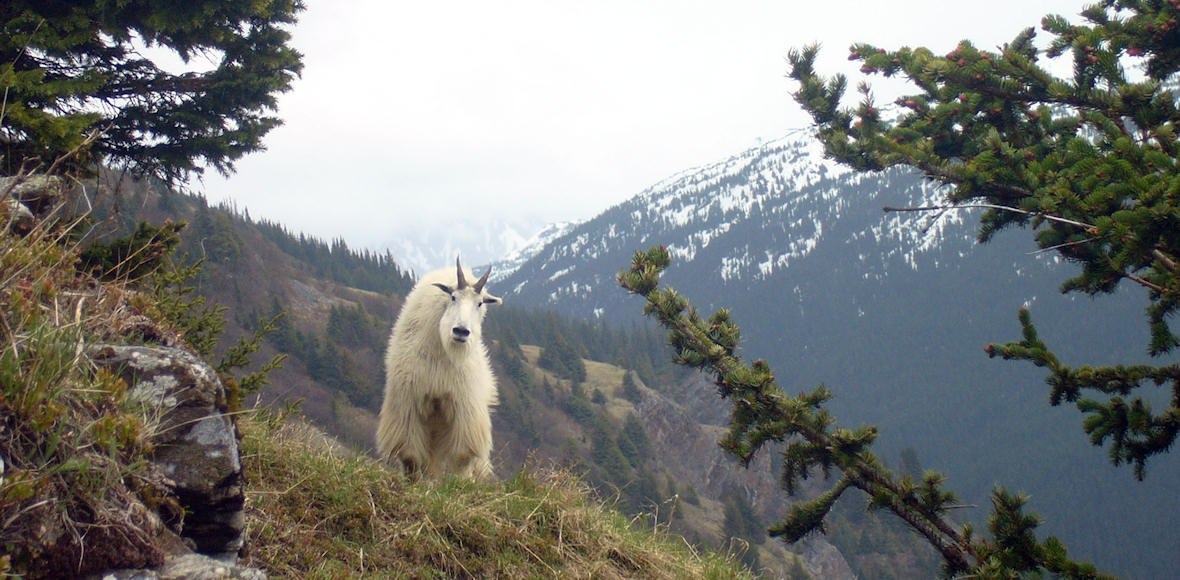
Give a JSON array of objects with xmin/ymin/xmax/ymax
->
[
  {"xmin": 2, "ymin": 197, "xmax": 35, "ymax": 232},
  {"xmin": 0, "ymin": 174, "xmax": 65, "ymax": 218},
  {"xmin": 90, "ymin": 345, "xmax": 246, "ymax": 556}
]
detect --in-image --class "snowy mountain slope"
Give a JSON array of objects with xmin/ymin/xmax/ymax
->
[
  {"xmin": 491, "ymin": 128, "xmax": 1179, "ymax": 579},
  {"xmin": 382, "ymin": 216, "xmax": 547, "ymax": 276},
  {"xmin": 484, "ymin": 220, "xmax": 582, "ymax": 285},
  {"xmin": 496, "ymin": 128, "xmax": 985, "ymax": 318}
]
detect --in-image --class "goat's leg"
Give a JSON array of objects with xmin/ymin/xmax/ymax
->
[
  {"xmin": 443, "ymin": 399, "xmax": 494, "ymax": 479},
  {"xmin": 377, "ymin": 396, "xmax": 429, "ymax": 479}
]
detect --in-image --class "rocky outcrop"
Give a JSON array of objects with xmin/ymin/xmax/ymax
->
[
  {"xmin": 88, "ymin": 344, "xmax": 262, "ymax": 577},
  {"xmin": 0, "ymin": 174, "xmax": 66, "ymax": 232}
]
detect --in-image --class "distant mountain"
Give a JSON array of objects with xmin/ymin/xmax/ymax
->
[
  {"xmin": 492, "ymin": 129, "xmax": 1180, "ymax": 578},
  {"xmin": 485, "ymin": 220, "xmax": 582, "ymax": 285},
  {"xmin": 383, "ymin": 216, "xmax": 550, "ymax": 275},
  {"xmin": 495, "ymin": 129, "xmax": 982, "ymax": 315}
]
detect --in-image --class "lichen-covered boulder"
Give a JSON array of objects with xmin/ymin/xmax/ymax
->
[
  {"xmin": 90, "ymin": 345, "xmax": 246, "ymax": 558},
  {"xmin": 0, "ymin": 174, "xmax": 66, "ymax": 233}
]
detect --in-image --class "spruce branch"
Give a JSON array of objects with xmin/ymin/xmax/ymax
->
[
  {"xmin": 987, "ymin": 307, "xmax": 1180, "ymax": 480},
  {"xmin": 624, "ymin": 248, "xmax": 974, "ymax": 574},
  {"xmin": 620, "ymin": 247, "xmax": 1116, "ymax": 577},
  {"xmin": 792, "ymin": 1, "xmax": 1180, "ymax": 479}
]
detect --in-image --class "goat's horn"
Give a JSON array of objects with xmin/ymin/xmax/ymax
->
[
  {"xmin": 474, "ymin": 267, "xmax": 491, "ymax": 293},
  {"xmin": 455, "ymin": 257, "xmax": 468, "ymax": 290}
]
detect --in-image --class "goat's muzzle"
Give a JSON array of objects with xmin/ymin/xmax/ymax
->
[{"xmin": 451, "ymin": 326, "xmax": 471, "ymax": 342}]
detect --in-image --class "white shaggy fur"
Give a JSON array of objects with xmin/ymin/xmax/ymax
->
[{"xmin": 376, "ymin": 259, "xmax": 501, "ymax": 479}]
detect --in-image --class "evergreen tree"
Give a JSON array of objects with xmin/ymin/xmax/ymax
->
[
  {"xmin": 499, "ymin": 326, "xmax": 523, "ymax": 354},
  {"xmin": 561, "ymin": 381, "xmax": 595, "ymax": 425},
  {"xmin": 723, "ymin": 493, "xmax": 765, "ymax": 545},
  {"xmin": 489, "ymin": 349, "xmax": 540, "ymax": 447},
  {"xmin": 538, "ymin": 333, "xmax": 587, "ymax": 383},
  {"xmin": 1, "ymin": 0, "xmax": 304, "ymax": 181},
  {"xmin": 326, "ymin": 304, "xmax": 378, "ymax": 348},
  {"xmin": 497, "ymin": 346, "xmax": 533, "ymax": 392},
  {"xmin": 628, "ymin": 467, "xmax": 663, "ymax": 518},
  {"xmin": 788, "ymin": 1, "xmax": 1179, "ymax": 478},
  {"xmin": 189, "ymin": 203, "xmax": 243, "ymax": 265},
  {"xmin": 620, "ymin": 370, "xmax": 642, "ymax": 404},
  {"xmin": 620, "ymin": 412, "xmax": 652, "ymax": 462},
  {"xmin": 589, "ymin": 415, "xmax": 630, "ymax": 486},
  {"xmin": 591, "ymin": 388, "xmax": 606, "ymax": 405},
  {"xmin": 615, "ymin": 429, "xmax": 641, "ymax": 468}
]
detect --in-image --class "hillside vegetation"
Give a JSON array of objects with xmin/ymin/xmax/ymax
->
[
  {"xmin": 240, "ymin": 408, "xmax": 752, "ymax": 579},
  {"xmin": 0, "ymin": 176, "xmax": 759, "ymax": 578},
  {"xmin": 0, "ymin": 212, "xmax": 174, "ymax": 577},
  {"xmin": 44, "ymin": 172, "xmax": 949, "ymax": 577}
]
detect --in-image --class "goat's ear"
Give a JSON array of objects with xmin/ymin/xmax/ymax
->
[
  {"xmin": 433, "ymin": 283, "xmax": 453, "ymax": 295},
  {"xmin": 482, "ymin": 293, "xmax": 502, "ymax": 305}
]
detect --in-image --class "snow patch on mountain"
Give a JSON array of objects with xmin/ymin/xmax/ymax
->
[{"xmin": 485, "ymin": 220, "xmax": 583, "ymax": 284}]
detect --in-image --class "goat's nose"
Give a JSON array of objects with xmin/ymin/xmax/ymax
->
[{"xmin": 452, "ymin": 326, "xmax": 471, "ymax": 338}]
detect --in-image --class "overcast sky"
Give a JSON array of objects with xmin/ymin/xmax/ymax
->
[{"xmin": 196, "ymin": 0, "xmax": 1089, "ymax": 260}]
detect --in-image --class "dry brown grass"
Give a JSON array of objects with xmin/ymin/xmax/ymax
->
[
  {"xmin": 240, "ymin": 410, "xmax": 754, "ymax": 580},
  {"xmin": 0, "ymin": 219, "xmax": 179, "ymax": 578}
]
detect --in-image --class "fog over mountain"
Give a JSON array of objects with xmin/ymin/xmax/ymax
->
[{"xmin": 383, "ymin": 216, "xmax": 549, "ymax": 276}]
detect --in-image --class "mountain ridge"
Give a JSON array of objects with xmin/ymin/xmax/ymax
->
[
  {"xmin": 491, "ymin": 128, "xmax": 986, "ymax": 310},
  {"xmin": 486, "ymin": 126, "xmax": 1180, "ymax": 578}
]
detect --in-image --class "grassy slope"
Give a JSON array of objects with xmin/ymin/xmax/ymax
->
[
  {"xmin": 514, "ymin": 345, "xmax": 822, "ymax": 579},
  {"xmin": 240, "ymin": 410, "xmax": 754, "ymax": 580}
]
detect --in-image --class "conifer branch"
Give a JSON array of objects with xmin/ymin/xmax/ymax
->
[
  {"xmin": 791, "ymin": 4, "xmax": 1180, "ymax": 485},
  {"xmin": 620, "ymin": 246, "xmax": 1114, "ymax": 577},
  {"xmin": 1151, "ymin": 249, "xmax": 1177, "ymax": 273},
  {"xmin": 620, "ymin": 247, "xmax": 990, "ymax": 574}
]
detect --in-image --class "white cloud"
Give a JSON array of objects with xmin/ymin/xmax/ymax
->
[{"xmin": 197, "ymin": 0, "xmax": 1089, "ymax": 259}]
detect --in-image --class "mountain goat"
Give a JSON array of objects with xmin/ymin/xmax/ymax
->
[{"xmin": 377, "ymin": 258, "xmax": 501, "ymax": 479}]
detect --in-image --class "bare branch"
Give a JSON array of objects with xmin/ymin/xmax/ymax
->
[{"xmin": 883, "ymin": 203, "xmax": 1094, "ymax": 230}]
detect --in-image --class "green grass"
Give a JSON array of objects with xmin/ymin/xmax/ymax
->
[
  {"xmin": 240, "ymin": 410, "xmax": 755, "ymax": 579},
  {"xmin": 0, "ymin": 222, "xmax": 173, "ymax": 579}
]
